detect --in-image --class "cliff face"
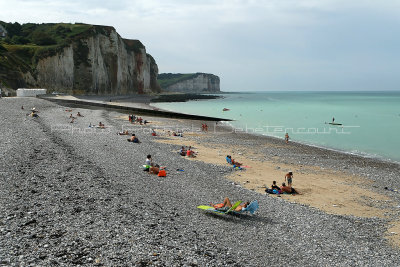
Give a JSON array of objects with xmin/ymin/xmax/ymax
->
[
  {"xmin": 158, "ymin": 73, "xmax": 220, "ymax": 93},
  {"xmin": 0, "ymin": 24, "xmax": 161, "ymax": 95}
]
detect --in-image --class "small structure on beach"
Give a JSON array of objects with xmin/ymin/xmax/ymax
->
[{"xmin": 16, "ymin": 88, "xmax": 47, "ymax": 97}]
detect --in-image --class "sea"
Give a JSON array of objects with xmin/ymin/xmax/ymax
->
[{"xmin": 151, "ymin": 91, "xmax": 400, "ymax": 163}]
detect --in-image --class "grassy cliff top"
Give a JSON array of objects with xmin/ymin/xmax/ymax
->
[{"xmin": 0, "ymin": 21, "xmax": 145, "ymax": 89}]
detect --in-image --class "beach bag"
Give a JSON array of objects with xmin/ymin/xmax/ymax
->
[{"xmin": 158, "ymin": 169, "xmax": 166, "ymax": 177}]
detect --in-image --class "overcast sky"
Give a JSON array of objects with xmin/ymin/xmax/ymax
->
[{"xmin": 2, "ymin": 0, "xmax": 400, "ymax": 91}]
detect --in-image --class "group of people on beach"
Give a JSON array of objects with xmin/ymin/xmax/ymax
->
[
  {"xmin": 128, "ymin": 114, "xmax": 147, "ymax": 125},
  {"xmin": 265, "ymin": 171, "xmax": 300, "ymax": 195},
  {"xmin": 64, "ymin": 109, "xmax": 85, "ymax": 123},
  {"xmin": 179, "ymin": 146, "xmax": 197, "ymax": 157},
  {"xmin": 143, "ymin": 155, "xmax": 166, "ymax": 177}
]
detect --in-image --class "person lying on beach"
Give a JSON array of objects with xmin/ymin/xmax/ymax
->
[
  {"xmin": 118, "ymin": 130, "xmax": 129, "ymax": 135},
  {"xmin": 280, "ymin": 182, "xmax": 300, "ymax": 194},
  {"xmin": 69, "ymin": 114, "xmax": 76, "ymax": 119},
  {"xmin": 77, "ymin": 112, "xmax": 83, "ymax": 117},
  {"xmin": 30, "ymin": 111, "xmax": 39, "ymax": 117},
  {"xmin": 151, "ymin": 129, "xmax": 157, "ymax": 136},
  {"xmin": 149, "ymin": 164, "xmax": 160, "ymax": 175},
  {"xmin": 65, "ymin": 109, "xmax": 72, "ymax": 112},
  {"xmin": 172, "ymin": 131, "xmax": 183, "ymax": 137},
  {"xmin": 98, "ymin": 122, "xmax": 105, "ymax": 128},
  {"xmin": 127, "ymin": 134, "xmax": 140, "ymax": 143},
  {"xmin": 211, "ymin": 197, "xmax": 250, "ymax": 212},
  {"xmin": 70, "ymin": 118, "xmax": 75, "ymax": 123}
]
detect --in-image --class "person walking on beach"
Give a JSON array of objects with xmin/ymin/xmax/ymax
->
[
  {"xmin": 285, "ymin": 171, "xmax": 293, "ymax": 187},
  {"xmin": 285, "ymin": 133, "xmax": 289, "ymax": 144}
]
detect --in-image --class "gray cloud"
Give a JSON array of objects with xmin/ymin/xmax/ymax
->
[{"xmin": 1, "ymin": 0, "xmax": 399, "ymax": 91}]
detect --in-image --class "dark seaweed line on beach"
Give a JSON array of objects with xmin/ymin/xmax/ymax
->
[{"xmin": 39, "ymin": 96, "xmax": 231, "ymax": 122}]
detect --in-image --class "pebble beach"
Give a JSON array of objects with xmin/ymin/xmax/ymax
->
[{"xmin": 1, "ymin": 97, "xmax": 400, "ymax": 266}]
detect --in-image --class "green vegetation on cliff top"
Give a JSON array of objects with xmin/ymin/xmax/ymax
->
[{"xmin": 0, "ymin": 21, "xmax": 145, "ymax": 89}]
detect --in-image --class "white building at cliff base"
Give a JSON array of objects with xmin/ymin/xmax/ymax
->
[{"xmin": 16, "ymin": 88, "xmax": 47, "ymax": 97}]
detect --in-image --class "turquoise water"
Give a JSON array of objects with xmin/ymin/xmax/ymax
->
[{"xmin": 152, "ymin": 92, "xmax": 400, "ymax": 162}]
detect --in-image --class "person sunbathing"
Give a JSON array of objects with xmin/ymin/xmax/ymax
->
[
  {"xmin": 149, "ymin": 164, "xmax": 160, "ymax": 175},
  {"xmin": 211, "ymin": 197, "xmax": 249, "ymax": 212},
  {"xmin": 226, "ymin": 155, "xmax": 241, "ymax": 167},
  {"xmin": 98, "ymin": 122, "xmax": 105, "ymax": 128},
  {"xmin": 118, "ymin": 130, "xmax": 129, "ymax": 135},
  {"xmin": 127, "ymin": 134, "xmax": 139, "ymax": 143},
  {"xmin": 280, "ymin": 182, "xmax": 300, "ymax": 194},
  {"xmin": 172, "ymin": 131, "xmax": 183, "ymax": 137},
  {"xmin": 30, "ymin": 111, "xmax": 39, "ymax": 117},
  {"xmin": 77, "ymin": 112, "xmax": 84, "ymax": 117}
]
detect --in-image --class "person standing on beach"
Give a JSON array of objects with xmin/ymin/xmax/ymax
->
[
  {"xmin": 285, "ymin": 133, "xmax": 289, "ymax": 144},
  {"xmin": 285, "ymin": 171, "xmax": 293, "ymax": 187}
]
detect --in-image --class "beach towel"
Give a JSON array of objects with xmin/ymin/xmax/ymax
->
[{"xmin": 158, "ymin": 169, "xmax": 166, "ymax": 177}]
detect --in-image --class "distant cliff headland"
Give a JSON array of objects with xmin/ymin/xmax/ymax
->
[
  {"xmin": 0, "ymin": 21, "xmax": 161, "ymax": 95},
  {"xmin": 158, "ymin": 73, "xmax": 220, "ymax": 93}
]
